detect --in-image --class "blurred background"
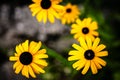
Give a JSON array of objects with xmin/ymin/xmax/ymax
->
[{"xmin": 0, "ymin": 0, "xmax": 120, "ymax": 80}]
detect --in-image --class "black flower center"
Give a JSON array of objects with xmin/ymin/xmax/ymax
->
[
  {"xmin": 19, "ymin": 52, "xmax": 33, "ymax": 65},
  {"xmin": 66, "ymin": 8, "xmax": 72, "ymax": 13},
  {"xmin": 82, "ymin": 27, "xmax": 89, "ymax": 34},
  {"xmin": 84, "ymin": 50, "xmax": 95, "ymax": 60},
  {"xmin": 41, "ymin": 0, "xmax": 51, "ymax": 9}
]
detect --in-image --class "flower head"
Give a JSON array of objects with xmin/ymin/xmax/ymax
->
[
  {"xmin": 71, "ymin": 18, "xmax": 99, "ymax": 41},
  {"xmin": 9, "ymin": 40, "xmax": 48, "ymax": 78},
  {"xmin": 59, "ymin": 3, "xmax": 80, "ymax": 24},
  {"xmin": 68, "ymin": 37, "xmax": 108, "ymax": 75},
  {"xmin": 29, "ymin": 0, "xmax": 64, "ymax": 24}
]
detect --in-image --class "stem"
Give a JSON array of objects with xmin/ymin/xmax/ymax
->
[{"xmin": 42, "ymin": 44, "xmax": 71, "ymax": 67}]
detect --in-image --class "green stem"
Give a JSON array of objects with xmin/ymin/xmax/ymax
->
[{"xmin": 42, "ymin": 44, "xmax": 71, "ymax": 67}]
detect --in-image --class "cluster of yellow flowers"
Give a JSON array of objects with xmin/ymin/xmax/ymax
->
[
  {"xmin": 29, "ymin": 0, "xmax": 80, "ymax": 24},
  {"xmin": 9, "ymin": 0, "xmax": 108, "ymax": 78},
  {"xmin": 68, "ymin": 5, "xmax": 108, "ymax": 76}
]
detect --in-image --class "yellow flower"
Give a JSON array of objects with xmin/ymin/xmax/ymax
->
[
  {"xmin": 9, "ymin": 40, "xmax": 48, "ymax": 78},
  {"xmin": 60, "ymin": 3, "xmax": 80, "ymax": 24},
  {"xmin": 29, "ymin": 0, "xmax": 64, "ymax": 24},
  {"xmin": 71, "ymin": 18, "xmax": 99, "ymax": 41},
  {"xmin": 68, "ymin": 37, "xmax": 108, "ymax": 75}
]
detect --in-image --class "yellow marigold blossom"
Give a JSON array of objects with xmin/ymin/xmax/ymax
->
[
  {"xmin": 9, "ymin": 40, "xmax": 48, "ymax": 78},
  {"xmin": 71, "ymin": 18, "xmax": 99, "ymax": 41},
  {"xmin": 68, "ymin": 37, "xmax": 108, "ymax": 75},
  {"xmin": 29, "ymin": 0, "xmax": 64, "ymax": 24},
  {"xmin": 59, "ymin": 3, "xmax": 80, "ymax": 24}
]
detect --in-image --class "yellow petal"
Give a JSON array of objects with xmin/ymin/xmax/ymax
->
[
  {"xmin": 78, "ymin": 37, "xmax": 88, "ymax": 50},
  {"xmin": 81, "ymin": 60, "xmax": 90, "ymax": 75},
  {"xmin": 68, "ymin": 50, "xmax": 80, "ymax": 56},
  {"xmin": 9, "ymin": 56, "xmax": 18, "ymax": 61},
  {"xmin": 48, "ymin": 12, "xmax": 55, "ymax": 23},
  {"xmin": 86, "ymin": 37, "xmax": 92, "ymax": 48},
  {"xmin": 29, "ymin": 41, "xmax": 37, "ymax": 53},
  {"xmin": 15, "ymin": 64, "xmax": 23, "ymax": 74},
  {"xmin": 71, "ymin": 28, "xmax": 80, "ymax": 34},
  {"xmin": 71, "ymin": 18, "xmax": 75, "ymax": 23},
  {"xmin": 31, "ymin": 42, "xmax": 41, "ymax": 54},
  {"xmin": 61, "ymin": 18, "xmax": 66, "ymax": 24},
  {"xmin": 74, "ymin": 33, "xmax": 82, "ymax": 39},
  {"xmin": 36, "ymin": 10, "xmax": 44, "ymax": 22},
  {"xmin": 91, "ymin": 31, "xmax": 99, "ymax": 36},
  {"xmin": 37, "ymin": 49, "xmax": 46, "ymax": 54},
  {"xmin": 32, "ymin": 7, "xmax": 41, "ymax": 16},
  {"xmin": 13, "ymin": 61, "xmax": 20, "ymax": 69},
  {"xmin": 90, "ymin": 22, "xmax": 98, "ymax": 30},
  {"xmin": 76, "ymin": 59, "xmax": 86, "ymax": 70},
  {"xmin": 95, "ymin": 57, "xmax": 106, "ymax": 66},
  {"xmin": 95, "ymin": 44, "xmax": 106, "ymax": 52},
  {"xmin": 52, "ymin": 5, "xmax": 64, "ymax": 12},
  {"xmin": 33, "ymin": 59, "xmax": 48, "ymax": 66},
  {"xmin": 22, "ymin": 40, "xmax": 29, "ymax": 52},
  {"xmin": 49, "ymin": 8, "xmax": 59, "ymax": 19},
  {"xmin": 96, "ymin": 51, "xmax": 108, "ymax": 57},
  {"xmin": 28, "ymin": 66, "xmax": 36, "ymax": 78},
  {"xmin": 34, "ymin": 49, "xmax": 48, "ymax": 59},
  {"xmin": 76, "ymin": 19, "xmax": 82, "ymax": 25},
  {"xmin": 82, "ymin": 18, "xmax": 87, "ymax": 23},
  {"xmin": 29, "ymin": 4, "xmax": 38, "ymax": 8},
  {"xmin": 91, "ymin": 61, "xmax": 98, "ymax": 74},
  {"xmin": 86, "ymin": 18, "xmax": 92, "ymax": 25},
  {"xmin": 15, "ymin": 45, "xmax": 22, "ymax": 55},
  {"xmin": 92, "ymin": 38, "xmax": 100, "ymax": 50},
  {"xmin": 31, "ymin": 63, "xmax": 45, "ymax": 73},
  {"xmin": 34, "ymin": 53, "xmax": 48, "ymax": 59},
  {"xmin": 87, "ymin": 34, "xmax": 95, "ymax": 41},
  {"xmin": 30, "ymin": 8, "xmax": 36, "ymax": 12},
  {"xmin": 93, "ymin": 60, "xmax": 102, "ymax": 69},
  {"xmin": 68, "ymin": 55, "xmax": 81, "ymax": 61},
  {"xmin": 67, "ymin": 19, "xmax": 71, "ymax": 24},
  {"xmin": 14, "ymin": 53, "xmax": 18, "ymax": 56},
  {"xmin": 72, "ymin": 60, "xmax": 80, "ymax": 69},
  {"xmin": 43, "ymin": 10, "xmax": 47, "ymax": 24},
  {"xmin": 18, "ymin": 44, "xmax": 24, "ymax": 53},
  {"xmin": 71, "ymin": 24, "xmax": 79, "ymax": 29},
  {"xmin": 22, "ymin": 66, "xmax": 29, "ymax": 78},
  {"xmin": 31, "ymin": 65, "xmax": 40, "ymax": 74},
  {"xmin": 72, "ymin": 44, "xmax": 84, "ymax": 52}
]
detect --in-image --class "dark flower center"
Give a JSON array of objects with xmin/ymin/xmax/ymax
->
[
  {"xmin": 84, "ymin": 50, "xmax": 95, "ymax": 60},
  {"xmin": 66, "ymin": 8, "xmax": 72, "ymax": 13},
  {"xmin": 82, "ymin": 27, "xmax": 89, "ymax": 34},
  {"xmin": 41, "ymin": 0, "xmax": 51, "ymax": 9},
  {"xmin": 19, "ymin": 52, "xmax": 33, "ymax": 65}
]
